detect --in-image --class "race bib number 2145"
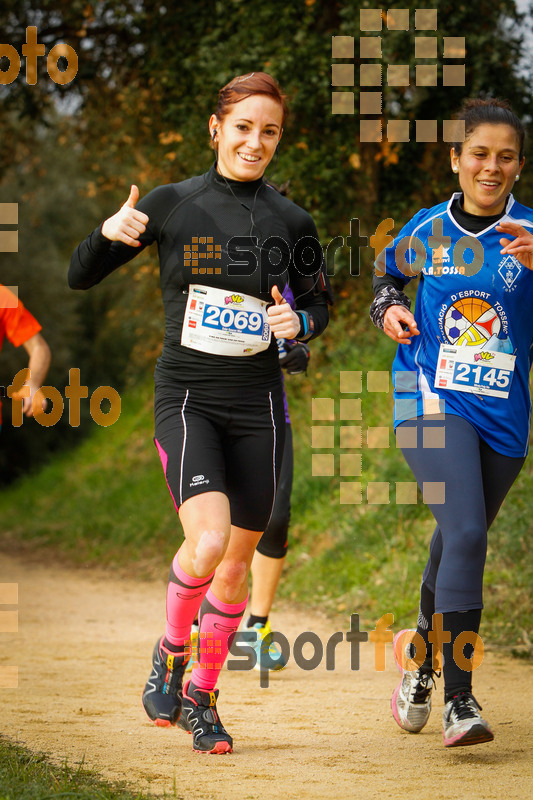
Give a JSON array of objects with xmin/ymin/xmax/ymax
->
[{"xmin": 434, "ymin": 344, "xmax": 515, "ymax": 398}]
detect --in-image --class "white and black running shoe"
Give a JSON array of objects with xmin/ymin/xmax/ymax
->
[
  {"xmin": 391, "ymin": 629, "xmax": 438, "ymax": 733},
  {"xmin": 442, "ymin": 691, "xmax": 494, "ymax": 747}
]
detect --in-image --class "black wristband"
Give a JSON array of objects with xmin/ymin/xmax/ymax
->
[{"xmin": 296, "ymin": 310, "xmax": 314, "ymax": 341}]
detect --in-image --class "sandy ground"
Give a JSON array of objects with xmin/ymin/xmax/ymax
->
[{"xmin": 0, "ymin": 550, "xmax": 532, "ymax": 800}]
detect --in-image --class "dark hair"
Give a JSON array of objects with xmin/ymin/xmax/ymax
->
[
  {"xmin": 214, "ymin": 72, "xmax": 288, "ymax": 127},
  {"xmin": 452, "ymin": 98, "xmax": 525, "ymax": 160}
]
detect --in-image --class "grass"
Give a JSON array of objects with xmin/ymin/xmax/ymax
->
[
  {"xmin": 0, "ymin": 737, "xmax": 179, "ymax": 800},
  {"xmin": 0, "ymin": 296, "xmax": 531, "ymax": 652}
]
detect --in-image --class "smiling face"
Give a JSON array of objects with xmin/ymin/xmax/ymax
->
[
  {"xmin": 209, "ymin": 94, "xmax": 283, "ymax": 182},
  {"xmin": 451, "ymin": 123, "xmax": 525, "ymax": 216}
]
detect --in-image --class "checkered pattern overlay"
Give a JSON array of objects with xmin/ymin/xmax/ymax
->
[
  {"xmin": 0, "ymin": 583, "xmax": 18, "ymax": 688},
  {"xmin": 0, "ymin": 203, "xmax": 18, "ymax": 257},
  {"xmin": 332, "ymin": 9, "xmax": 466, "ymax": 144},
  {"xmin": 311, "ymin": 371, "xmax": 445, "ymax": 505},
  {"xmin": 184, "ymin": 237, "xmax": 222, "ymax": 275},
  {"xmin": 195, "ymin": 632, "xmax": 223, "ymax": 670},
  {"xmin": 0, "ymin": 286, "xmax": 19, "ymax": 309}
]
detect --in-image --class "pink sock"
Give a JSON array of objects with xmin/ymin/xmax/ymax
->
[
  {"xmin": 165, "ymin": 551, "xmax": 214, "ymax": 646},
  {"xmin": 190, "ymin": 588, "xmax": 248, "ymax": 691}
]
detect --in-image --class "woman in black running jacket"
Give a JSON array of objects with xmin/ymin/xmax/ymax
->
[{"xmin": 69, "ymin": 72, "xmax": 330, "ymax": 754}]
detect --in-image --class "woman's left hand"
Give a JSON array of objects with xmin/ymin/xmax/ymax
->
[
  {"xmin": 267, "ymin": 286, "xmax": 301, "ymax": 339},
  {"xmin": 497, "ymin": 221, "xmax": 533, "ymax": 271}
]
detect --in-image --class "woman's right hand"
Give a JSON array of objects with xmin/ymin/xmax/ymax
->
[
  {"xmin": 383, "ymin": 305, "xmax": 420, "ymax": 345},
  {"xmin": 101, "ymin": 185, "xmax": 149, "ymax": 246}
]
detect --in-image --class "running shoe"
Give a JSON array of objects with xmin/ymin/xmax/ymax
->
[
  {"xmin": 142, "ymin": 637, "xmax": 187, "ymax": 727},
  {"xmin": 391, "ymin": 629, "xmax": 438, "ymax": 733},
  {"xmin": 442, "ymin": 691, "xmax": 494, "ymax": 747},
  {"xmin": 243, "ymin": 619, "xmax": 287, "ymax": 671},
  {"xmin": 185, "ymin": 623, "xmax": 199, "ymax": 673},
  {"xmin": 178, "ymin": 680, "xmax": 233, "ymax": 754}
]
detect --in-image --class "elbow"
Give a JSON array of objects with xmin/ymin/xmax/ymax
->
[
  {"xmin": 68, "ymin": 260, "xmax": 84, "ymax": 290},
  {"xmin": 68, "ymin": 242, "xmax": 95, "ymax": 289},
  {"xmin": 68, "ymin": 263, "xmax": 91, "ymax": 290}
]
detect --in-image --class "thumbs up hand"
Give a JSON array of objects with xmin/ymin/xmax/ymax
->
[
  {"xmin": 101, "ymin": 184, "xmax": 149, "ymax": 246},
  {"xmin": 267, "ymin": 284, "xmax": 301, "ymax": 339},
  {"xmin": 125, "ymin": 184, "xmax": 139, "ymax": 207},
  {"xmin": 271, "ymin": 285, "xmax": 284, "ymax": 305}
]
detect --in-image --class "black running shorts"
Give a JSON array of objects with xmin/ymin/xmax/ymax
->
[
  {"xmin": 256, "ymin": 422, "xmax": 293, "ymax": 558},
  {"xmin": 154, "ymin": 377, "xmax": 286, "ymax": 532}
]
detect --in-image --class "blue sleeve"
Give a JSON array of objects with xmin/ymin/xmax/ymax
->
[{"xmin": 375, "ymin": 208, "xmax": 429, "ymax": 286}]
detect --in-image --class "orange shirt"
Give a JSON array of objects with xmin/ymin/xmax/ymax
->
[{"xmin": 0, "ymin": 285, "xmax": 42, "ymax": 423}]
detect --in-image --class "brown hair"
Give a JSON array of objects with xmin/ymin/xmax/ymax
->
[
  {"xmin": 452, "ymin": 98, "xmax": 525, "ymax": 160},
  {"xmin": 214, "ymin": 72, "xmax": 288, "ymax": 127}
]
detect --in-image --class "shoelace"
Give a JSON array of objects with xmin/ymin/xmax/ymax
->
[
  {"xmin": 167, "ymin": 665, "xmax": 186, "ymax": 689},
  {"xmin": 160, "ymin": 648, "xmax": 187, "ymax": 689},
  {"xmin": 413, "ymin": 669, "xmax": 440, "ymax": 702},
  {"xmin": 448, "ymin": 691, "xmax": 481, "ymax": 721},
  {"xmin": 197, "ymin": 699, "xmax": 226, "ymax": 734}
]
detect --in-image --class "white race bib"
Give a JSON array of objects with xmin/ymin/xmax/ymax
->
[
  {"xmin": 181, "ymin": 284, "xmax": 271, "ymax": 356},
  {"xmin": 434, "ymin": 343, "xmax": 515, "ymax": 399}
]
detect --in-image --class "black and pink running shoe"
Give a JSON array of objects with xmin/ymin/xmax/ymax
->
[
  {"xmin": 142, "ymin": 637, "xmax": 187, "ymax": 727},
  {"xmin": 178, "ymin": 680, "xmax": 233, "ymax": 754}
]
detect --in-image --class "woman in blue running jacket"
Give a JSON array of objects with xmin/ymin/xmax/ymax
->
[{"xmin": 370, "ymin": 98, "xmax": 533, "ymax": 748}]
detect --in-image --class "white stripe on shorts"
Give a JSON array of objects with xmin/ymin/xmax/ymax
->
[
  {"xmin": 179, "ymin": 390, "xmax": 189, "ymax": 505},
  {"xmin": 268, "ymin": 390, "xmax": 277, "ymax": 521}
]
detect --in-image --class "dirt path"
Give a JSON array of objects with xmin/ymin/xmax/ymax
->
[{"xmin": 0, "ymin": 551, "xmax": 531, "ymax": 800}]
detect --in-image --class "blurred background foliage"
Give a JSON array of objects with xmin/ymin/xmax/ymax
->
[{"xmin": 1, "ymin": 0, "xmax": 532, "ymax": 479}]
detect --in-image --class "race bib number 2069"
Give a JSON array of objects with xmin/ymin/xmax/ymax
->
[
  {"xmin": 202, "ymin": 304, "xmax": 268, "ymax": 337},
  {"xmin": 181, "ymin": 284, "xmax": 271, "ymax": 357}
]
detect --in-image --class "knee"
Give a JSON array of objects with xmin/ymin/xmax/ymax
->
[
  {"xmin": 214, "ymin": 559, "xmax": 248, "ymax": 603},
  {"xmin": 449, "ymin": 525, "xmax": 487, "ymax": 563},
  {"xmin": 191, "ymin": 530, "xmax": 227, "ymax": 575}
]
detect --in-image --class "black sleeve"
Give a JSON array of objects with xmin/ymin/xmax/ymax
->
[
  {"xmin": 372, "ymin": 272, "xmax": 407, "ymax": 295},
  {"xmin": 68, "ymin": 190, "xmax": 160, "ymax": 290},
  {"xmin": 288, "ymin": 214, "xmax": 331, "ymax": 342}
]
